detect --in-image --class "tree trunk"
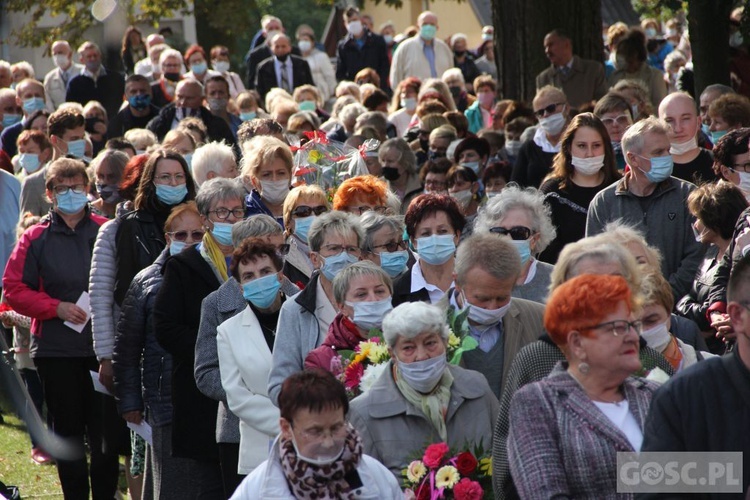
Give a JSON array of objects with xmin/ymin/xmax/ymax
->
[
  {"xmin": 688, "ymin": 0, "xmax": 733, "ymax": 99},
  {"xmin": 493, "ymin": 0, "xmax": 602, "ymax": 102}
]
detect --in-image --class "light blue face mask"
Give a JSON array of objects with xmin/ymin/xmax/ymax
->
[
  {"xmin": 380, "ymin": 250, "xmax": 409, "ymax": 277},
  {"xmin": 511, "ymin": 239, "xmax": 531, "ymax": 265},
  {"xmin": 18, "ymin": 153, "xmax": 40, "ymax": 174},
  {"xmin": 56, "ymin": 190, "xmax": 88, "ymax": 214},
  {"xmin": 169, "ymin": 240, "xmax": 187, "ymax": 256},
  {"xmin": 416, "ymin": 234, "xmax": 456, "ymax": 266},
  {"xmin": 346, "ymin": 297, "xmax": 393, "ymax": 331},
  {"xmin": 155, "ymin": 183, "xmax": 188, "ymax": 206},
  {"xmin": 242, "ymin": 273, "xmax": 281, "ymax": 309},
  {"xmin": 298, "ymin": 100, "xmax": 317, "ymax": 112},
  {"xmin": 460, "ymin": 161, "xmax": 481, "ymax": 175},
  {"xmin": 320, "ymin": 251, "xmax": 359, "ymax": 281},
  {"xmin": 183, "ymin": 153, "xmax": 193, "ymax": 172},
  {"xmin": 240, "ymin": 111, "xmax": 257, "ymax": 122},
  {"xmin": 638, "ymin": 154, "xmax": 674, "ymax": 183},
  {"xmin": 66, "ymin": 139, "xmax": 86, "ymax": 159},
  {"xmin": 701, "ymin": 123, "xmax": 711, "ymax": 137},
  {"xmin": 22, "ymin": 97, "xmax": 46, "ymax": 114},
  {"xmin": 294, "ymin": 215, "xmax": 315, "ymax": 244},
  {"xmin": 191, "ymin": 61, "xmax": 208, "ymax": 75},
  {"xmin": 710, "ymin": 129, "xmax": 728, "ymax": 144},
  {"xmin": 2, "ymin": 114, "xmax": 21, "ymax": 128},
  {"xmin": 211, "ymin": 221, "xmax": 234, "ymax": 246},
  {"xmin": 420, "ymin": 24, "xmax": 437, "ymax": 41}
]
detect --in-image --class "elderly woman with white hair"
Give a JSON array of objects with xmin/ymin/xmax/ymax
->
[
  {"xmin": 191, "ymin": 141, "xmax": 238, "ymax": 187},
  {"xmin": 348, "ymin": 301, "xmax": 499, "ymax": 479},
  {"xmin": 378, "ymin": 137, "xmax": 423, "ymax": 211},
  {"xmin": 475, "ymin": 184, "xmax": 557, "ymax": 303},
  {"xmin": 442, "ymin": 67, "xmax": 475, "ymax": 113},
  {"xmin": 360, "ymin": 211, "xmax": 412, "ymax": 278}
]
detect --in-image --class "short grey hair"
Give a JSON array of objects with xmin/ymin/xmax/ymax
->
[
  {"xmin": 429, "ymin": 125, "xmax": 457, "ymax": 143},
  {"xmin": 379, "ymin": 138, "xmax": 417, "ymax": 176},
  {"xmin": 339, "ymin": 103, "xmax": 367, "ymax": 126},
  {"xmin": 89, "ymin": 149, "xmax": 129, "ymax": 182},
  {"xmin": 331, "ymin": 95, "xmax": 357, "ymax": 119},
  {"xmin": 159, "ymin": 48, "xmax": 183, "ymax": 70},
  {"xmin": 231, "ymin": 214, "xmax": 282, "ymax": 247},
  {"xmin": 124, "ymin": 128, "xmax": 157, "ymax": 151},
  {"xmin": 308, "ymin": 210, "xmax": 364, "ymax": 253},
  {"xmin": 0, "ymin": 60, "xmax": 10, "ymax": 72},
  {"xmin": 475, "ymin": 184, "xmax": 556, "ymax": 254},
  {"xmin": 382, "ymin": 302, "xmax": 449, "ymax": 348},
  {"xmin": 332, "ymin": 260, "xmax": 392, "ymax": 304},
  {"xmin": 359, "ymin": 212, "xmax": 404, "ymax": 252},
  {"xmin": 192, "ymin": 141, "xmax": 236, "ymax": 187},
  {"xmin": 454, "ymin": 233, "xmax": 521, "ymax": 284},
  {"xmin": 442, "ymin": 67, "xmax": 464, "ymax": 84},
  {"xmin": 354, "ymin": 111, "xmax": 388, "ymax": 138},
  {"xmin": 621, "ymin": 116, "xmax": 669, "ymax": 157},
  {"xmin": 195, "ymin": 177, "xmax": 246, "ymax": 215},
  {"xmin": 603, "ymin": 220, "xmax": 663, "ymax": 269}
]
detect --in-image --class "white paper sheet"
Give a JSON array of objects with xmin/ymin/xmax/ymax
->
[
  {"xmin": 63, "ymin": 291, "xmax": 91, "ymax": 333},
  {"xmin": 128, "ymin": 421, "xmax": 153, "ymax": 445},
  {"xmin": 90, "ymin": 370, "xmax": 113, "ymax": 396}
]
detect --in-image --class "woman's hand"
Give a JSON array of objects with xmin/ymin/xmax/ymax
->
[
  {"xmin": 56, "ymin": 302, "xmax": 87, "ymax": 324},
  {"xmin": 122, "ymin": 411, "xmax": 143, "ymax": 425}
]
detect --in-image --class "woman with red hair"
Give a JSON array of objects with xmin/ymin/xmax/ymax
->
[
  {"xmin": 506, "ymin": 273, "xmax": 658, "ymax": 498},
  {"xmin": 388, "ymin": 76, "xmax": 421, "ymax": 137},
  {"xmin": 332, "ymin": 175, "xmax": 389, "ymax": 215},
  {"xmin": 183, "ymin": 44, "xmax": 219, "ymax": 85}
]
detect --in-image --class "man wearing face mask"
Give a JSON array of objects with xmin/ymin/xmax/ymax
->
[
  {"xmin": 245, "ymin": 18, "xmax": 302, "ymax": 90},
  {"xmin": 390, "ymin": 11, "xmax": 453, "ymax": 87},
  {"xmin": 442, "ymin": 233, "xmax": 545, "ymax": 398},
  {"xmin": 205, "ymin": 75, "xmax": 242, "ymax": 139},
  {"xmin": 0, "ymin": 79, "xmax": 47, "ymax": 159},
  {"xmin": 66, "ymin": 41, "xmax": 125, "ymax": 120},
  {"xmin": 107, "ymin": 75, "xmax": 159, "ymax": 138},
  {"xmin": 658, "ymin": 91, "xmax": 717, "ymax": 184},
  {"xmin": 586, "ymin": 117, "xmax": 707, "ymax": 300},
  {"xmin": 511, "ymin": 86, "xmax": 570, "ymax": 188},
  {"xmin": 449, "ymin": 34, "xmax": 480, "ymax": 95},
  {"xmin": 336, "ymin": 7, "xmax": 391, "ymax": 95},
  {"xmin": 255, "ymin": 34, "xmax": 314, "ymax": 104},
  {"xmin": 43, "ymin": 40, "xmax": 83, "ymax": 111}
]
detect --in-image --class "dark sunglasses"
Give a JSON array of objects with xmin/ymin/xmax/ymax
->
[
  {"xmin": 293, "ymin": 205, "xmax": 328, "ymax": 217},
  {"xmin": 489, "ymin": 226, "xmax": 532, "ymax": 240},
  {"xmin": 167, "ymin": 230, "xmax": 205, "ymax": 242},
  {"xmin": 534, "ymin": 102, "xmax": 564, "ymax": 118}
]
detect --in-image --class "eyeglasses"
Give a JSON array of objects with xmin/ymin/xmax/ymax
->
[
  {"xmin": 489, "ymin": 226, "xmax": 532, "ymax": 240},
  {"xmin": 424, "ymin": 180, "xmax": 447, "ymax": 189},
  {"xmin": 579, "ymin": 319, "xmax": 643, "ymax": 336},
  {"xmin": 321, "ymin": 244, "xmax": 361, "ymax": 257},
  {"xmin": 292, "ymin": 421, "xmax": 349, "ymax": 441},
  {"xmin": 53, "ymin": 184, "xmax": 86, "ymax": 195},
  {"xmin": 534, "ymin": 102, "xmax": 564, "ymax": 118},
  {"xmin": 371, "ymin": 240, "xmax": 407, "ymax": 254},
  {"xmin": 600, "ymin": 114, "xmax": 632, "ymax": 127},
  {"xmin": 276, "ymin": 243, "xmax": 291, "ymax": 256},
  {"xmin": 167, "ymin": 230, "xmax": 205, "ymax": 242},
  {"xmin": 154, "ymin": 173, "xmax": 187, "ymax": 184},
  {"xmin": 730, "ymin": 162, "xmax": 750, "ymax": 173},
  {"xmin": 292, "ymin": 205, "xmax": 328, "ymax": 218},
  {"xmin": 350, "ymin": 205, "xmax": 387, "ymax": 215},
  {"xmin": 207, "ymin": 207, "xmax": 246, "ymax": 220}
]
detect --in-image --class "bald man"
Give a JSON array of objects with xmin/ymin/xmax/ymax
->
[
  {"xmin": 44, "ymin": 40, "xmax": 83, "ymax": 111},
  {"xmin": 390, "ymin": 11, "xmax": 453, "ymax": 86},
  {"xmin": 254, "ymin": 33, "xmax": 314, "ymax": 102},
  {"xmin": 0, "ymin": 79, "xmax": 46, "ymax": 158},
  {"xmin": 658, "ymin": 91, "xmax": 717, "ymax": 184}
]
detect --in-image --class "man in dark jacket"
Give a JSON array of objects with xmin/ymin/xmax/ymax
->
[
  {"xmin": 255, "ymin": 34, "xmax": 314, "ymax": 104},
  {"xmin": 244, "ymin": 19, "xmax": 301, "ymax": 90},
  {"xmin": 65, "ymin": 41, "xmax": 126, "ymax": 119},
  {"xmin": 640, "ymin": 253, "xmax": 750, "ymax": 499},
  {"xmin": 336, "ymin": 7, "xmax": 391, "ymax": 95},
  {"xmin": 146, "ymin": 79, "xmax": 235, "ymax": 146}
]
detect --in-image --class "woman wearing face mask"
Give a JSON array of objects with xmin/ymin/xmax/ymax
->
[
  {"xmin": 305, "ymin": 262, "xmax": 393, "ymax": 371},
  {"xmin": 594, "ymin": 92, "xmax": 635, "ymax": 171},
  {"xmin": 392, "ymin": 194, "xmax": 465, "ymax": 306},
  {"xmin": 296, "ymin": 29, "xmax": 337, "ymax": 101},
  {"xmin": 712, "ymin": 128, "xmax": 750, "ymax": 198},
  {"xmin": 292, "ymin": 85, "xmax": 330, "ymax": 121},
  {"xmin": 446, "ymin": 165, "xmax": 481, "ymax": 230},
  {"xmin": 511, "ymin": 86, "xmax": 570, "ymax": 189},
  {"xmin": 241, "ymin": 136, "xmax": 293, "ymax": 226},
  {"xmin": 233, "ymin": 369, "xmax": 401, "ymax": 498},
  {"xmin": 112, "ymin": 202, "xmax": 203, "ymax": 499},
  {"xmin": 465, "ymin": 75, "xmax": 497, "ymax": 134},
  {"xmin": 388, "ymin": 77, "xmax": 421, "ymax": 137},
  {"xmin": 378, "ymin": 138, "xmax": 423, "ymax": 212},
  {"xmin": 15, "ymin": 129, "xmax": 52, "ymax": 178},
  {"xmin": 539, "ymin": 113, "xmax": 621, "ymax": 264},
  {"xmin": 89, "ymin": 149, "xmax": 128, "ymax": 219},
  {"xmin": 361, "ymin": 212, "xmax": 412, "ymax": 279},
  {"xmin": 153, "ymin": 178, "xmax": 246, "ymax": 495},
  {"xmin": 482, "ymin": 160, "xmax": 513, "ymax": 198},
  {"xmin": 282, "ymin": 185, "xmax": 330, "ymax": 288},
  {"xmin": 183, "ymin": 44, "xmax": 220, "ymax": 85},
  {"xmin": 161, "ymin": 129, "xmax": 197, "ymax": 171},
  {"xmin": 209, "ymin": 45, "xmax": 245, "ymax": 98},
  {"xmin": 268, "ymin": 211, "xmax": 365, "ymax": 405},
  {"xmin": 453, "ymin": 136, "xmax": 491, "ymax": 178},
  {"xmin": 475, "ymin": 184, "xmax": 557, "ymax": 304},
  {"xmin": 707, "ymin": 95, "xmax": 750, "ymax": 145},
  {"xmin": 607, "ymin": 29, "xmax": 667, "ymax": 109},
  {"xmin": 348, "ymin": 301, "xmax": 499, "ymax": 478}
]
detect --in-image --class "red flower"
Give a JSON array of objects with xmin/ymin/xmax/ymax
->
[
  {"xmin": 453, "ymin": 478, "xmax": 484, "ymax": 500},
  {"xmin": 415, "ymin": 482, "xmax": 431, "ymax": 500},
  {"xmin": 455, "ymin": 451, "xmax": 478, "ymax": 476},
  {"xmin": 343, "ymin": 361, "xmax": 363, "ymax": 390},
  {"xmin": 422, "ymin": 442, "xmax": 450, "ymax": 468}
]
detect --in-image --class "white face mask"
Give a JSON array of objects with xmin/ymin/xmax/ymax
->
[
  {"xmin": 640, "ymin": 320, "xmax": 671, "ymax": 353},
  {"xmin": 461, "ymin": 291, "xmax": 511, "ymax": 327},
  {"xmin": 571, "ymin": 154, "xmax": 605, "ymax": 175},
  {"xmin": 450, "ymin": 188, "xmax": 473, "ymax": 208},
  {"xmin": 298, "ymin": 40, "xmax": 313, "ymax": 53},
  {"xmin": 347, "ymin": 20, "xmax": 364, "ymax": 37},
  {"xmin": 53, "ymin": 54, "xmax": 70, "ymax": 69},
  {"xmin": 539, "ymin": 111, "xmax": 566, "ymax": 136},
  {"xmin": 291, "ymin": 433, "xmax": 346, "ymax": 466},
  {"xmin": 397, "ymin": 354, "xmax": 447, "ymax": 393},
  {"xmin": 669, "ymin": 136, "xmax": 698, "ymax": 155},
  {"xmin": 346, "ymin": 297, "xmax": 393, "ymax": 331},
  {"xmin": 260, "ymin": 179, "xmax": 290, "ymax": 205},
  {"xmin": 505, "ymin": 139, "xmax": 522, "ymax": 156},
  {"xmin": 737, "ymin": 171, "xmax": 750, "ymax": 200}
]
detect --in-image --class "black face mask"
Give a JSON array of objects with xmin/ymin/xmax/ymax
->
[
  {"xmin": 454, "ymin": 50, "xmax": 467, "ymax": 57},
  {"xmin": 449, "ymin": 86, "xmax": 462, "ymax": 99},
  {"xmin": 276, "ymin": 53, "xmax": 289, "ymax": 63},
  {"xmin": 419, "ymin": 138, "xmax": 429, "ymax": 152},
  {"xmin": 382, "ymin": 166, "xmax": 401, "ymax": 181},
  {"xmin": 85, "ymin": 117, "xmax": 104, "ymax": 134},
  {"xmin": 164, "ymin": 72, "xmax": 181, "ymax": 82}
]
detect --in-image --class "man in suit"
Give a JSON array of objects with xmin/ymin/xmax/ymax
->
[
  {"xmin": 0, "ymin": 79, "xmax": 46, "ymax": 159},
  {"xmin": 255, "ymin": 34, "xmax": 314, "ymax": 104},
  {"xmin": 65, "ymin": 41, "xmax": 125, "ymax": 119},
  {"xmin": 535, "ymin": 29, "xmax": 607, "ymax": 109},
  {"xmin": 43, "ymin": 41, "xmax": 83, "ymax": 111},
  {"xmin": 443, "ymin": 233, "xmax": 545, "ymax": 399},
  {"xmin": 244, "ymin": 18, "xmax": 301, "ymax": 90}
]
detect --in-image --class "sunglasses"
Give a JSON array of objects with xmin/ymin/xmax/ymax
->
[
  {"xmin": 534, "ymin": 102, "xmax": 564, "ymax": 118},
  {"xmin": 293, "ymin": 205, "xmax": 328, "ymax": 218},
  {"xmin": 489, "ymin": 226, "xmax": 532, "ymax": 240},
  {"xmin": 167, "ymin": 230, "xmax": 205, "ymax": 242}
]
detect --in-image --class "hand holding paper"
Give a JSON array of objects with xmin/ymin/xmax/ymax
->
[{"xmin": 62, "ymin": 292, "xmax": 91, "ymax": 333}]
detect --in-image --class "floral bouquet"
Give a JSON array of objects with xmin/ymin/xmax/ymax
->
[
  {"xmin": 290, "ymin": 131, "xmax": 370, "ymax": 193},
  {"xmin": 402, "ymin": 442, "xmax": 493, "ymax": 499}
]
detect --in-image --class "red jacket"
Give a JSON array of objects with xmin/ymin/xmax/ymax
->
[{"xmin": 304, "ymin": 313, "xmax": 365, "ymax": 373}]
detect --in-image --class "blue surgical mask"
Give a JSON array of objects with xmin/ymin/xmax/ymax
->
[
  {"xmin": 240, "ymin": 111, "xmax": 257, "ymax": 121},
  {"xmin": 511, "ymin": 239, "xmax": 531, "ymax": 265},
  {"xmin": 2, "ymin": 114, "xmax": 21, "ymax": 128},
  {"xmin": 155, "ymin": 183, "xmax": 188, "ymax": 205},
  {"xmin": 380, "ymin": 250, "xmax": 409, "ymax": 277},
  {"xmin": 128, "ymin": 94, "xmax": 151, "ymax": 111},
  {"xmin": 18, "ymin": 153, "xmax": 40, "ymax": 174},
  {"xmin": 242, "ymin": 274, "xmax": 281, "ymax": 309},
  {"xmin": 191, "ymin": 61, "xmax": 208, "ymax": 75},
  {"xmin": 65, "ymin": 139, "xmax": 86, "ymax": 159},
  {"xmin": 710, "ymin": 130, "xmax": 728, "ymax": 143},
  {"xmin": 169, "ymin": 240, "xmax": 187, "ymax": 256},
  {"xmin": 319, "ymin": 251, "xmax": 358, "ymax": 281},
  {"xmin": 701, "ymin": 123, "xmax": 711, "ymax": 136},
  {"xmin": 416, "ymin": 234, "xmax": 456, "ymax": 266},
  {"xmin": 294, "ymin": 215, "xmax": 315, "ymax": 244},
  {"xmin": 460, "ymin": 161, "xmax": 481, "ymax": 175},
  {"xmin": 211, "ymin": 221, "xmax": 234, "ymax": 246},
  {"xmin": 298, "ymin": 100, "xmax": 317, "ymax": 112},
  {"xmin": 397, "ymin": 354, "xmax": 446, "ymax": 393},
  {"xmin": 55, "ymin": 190, "xmax": 88, "ymax": 214},
  {"xmin": 22, "ymin": 97, "xmax": 46, "ymax": 114},
  {"xmin": 420, "ymin": 24, "xmax": 437, "ymax": 41},
  {"xmin": 183, "ymin": 153, "xmax": 193, "ymax": 171},
  {"xmin": 346, "ymin": 297, "xmax": 393, "ymax": 331},
  {"xmin": 638, "ymin": 154, "xmax": 673, "ymax": 183}
]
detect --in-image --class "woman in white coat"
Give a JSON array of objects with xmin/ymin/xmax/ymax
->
[
  {"xmin": 217, "ymin": 238, "xmax": 291, "ymax": 475},
  {"xmin": 297, "ymin": 30, "xmax": 336, "ymax": 100}
]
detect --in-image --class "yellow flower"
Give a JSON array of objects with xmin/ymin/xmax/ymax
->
[
  {"xmin": 309, "ymin": 150, "xmax": 323, "ymax": 163},
  {"xmin": 367, "ymin": 344, "xmax": 389, "ymax": 364},
  {"xmin": 352, "ymin": 345, "xmax": 371, "ymax": 365},
  {"xmin": 406, "ymin": 460, "xmax": 427, "ymax": 483},
  {"xmin": 435, "ymin": 465, "xmax": 460, "ymax": 489},
  {"xmin": 448, "ymin": 332, "xmax": 460, "ymax": 349},
  {"xmin": 479, "ymin": 456, "xmax": 493, "ymax": 476}
]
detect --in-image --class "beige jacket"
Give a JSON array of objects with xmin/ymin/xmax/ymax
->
[{"xmin": 390, "ymin": 36, "xmax": 453, "ymax": 88}]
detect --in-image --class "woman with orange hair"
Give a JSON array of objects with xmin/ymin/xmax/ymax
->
[
  {"xmin": 332, "ymin": 174, "xmax": 389, "ymax": 215},
  {"xmin": 506, "ymin": 274, "xmax": 658, "ymax": 499}
]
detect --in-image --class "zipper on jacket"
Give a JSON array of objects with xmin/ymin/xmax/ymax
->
[
  {"xmin": 158, "ymin": 356, "xmax": 164, "ymax": 394},
  {"xmin": 135, "ymin": 235, "xmax": 151, "ymax": 256}
]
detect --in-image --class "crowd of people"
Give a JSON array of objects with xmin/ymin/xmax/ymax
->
[{"xmin": 2, "ymin": 5, "xmax": 750, "ymax": 500}]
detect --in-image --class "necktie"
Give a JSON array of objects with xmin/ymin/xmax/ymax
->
[{"xmin": 280, "ymin": 62, "xmax": 290, "ymax": 92}]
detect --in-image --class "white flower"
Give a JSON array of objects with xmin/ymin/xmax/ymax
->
[
  {"xmin": 645, "ymin": 367, "xmax": 671, "ymax": 384},
  {"xmin": 360, "ymin": 363, "xmax": 388, "ymax": 393}
]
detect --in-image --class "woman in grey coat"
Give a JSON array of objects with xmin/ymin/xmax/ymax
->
[{"xmin": 506, "ymin": 274, "xmax": 658, "ymax": 499}]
